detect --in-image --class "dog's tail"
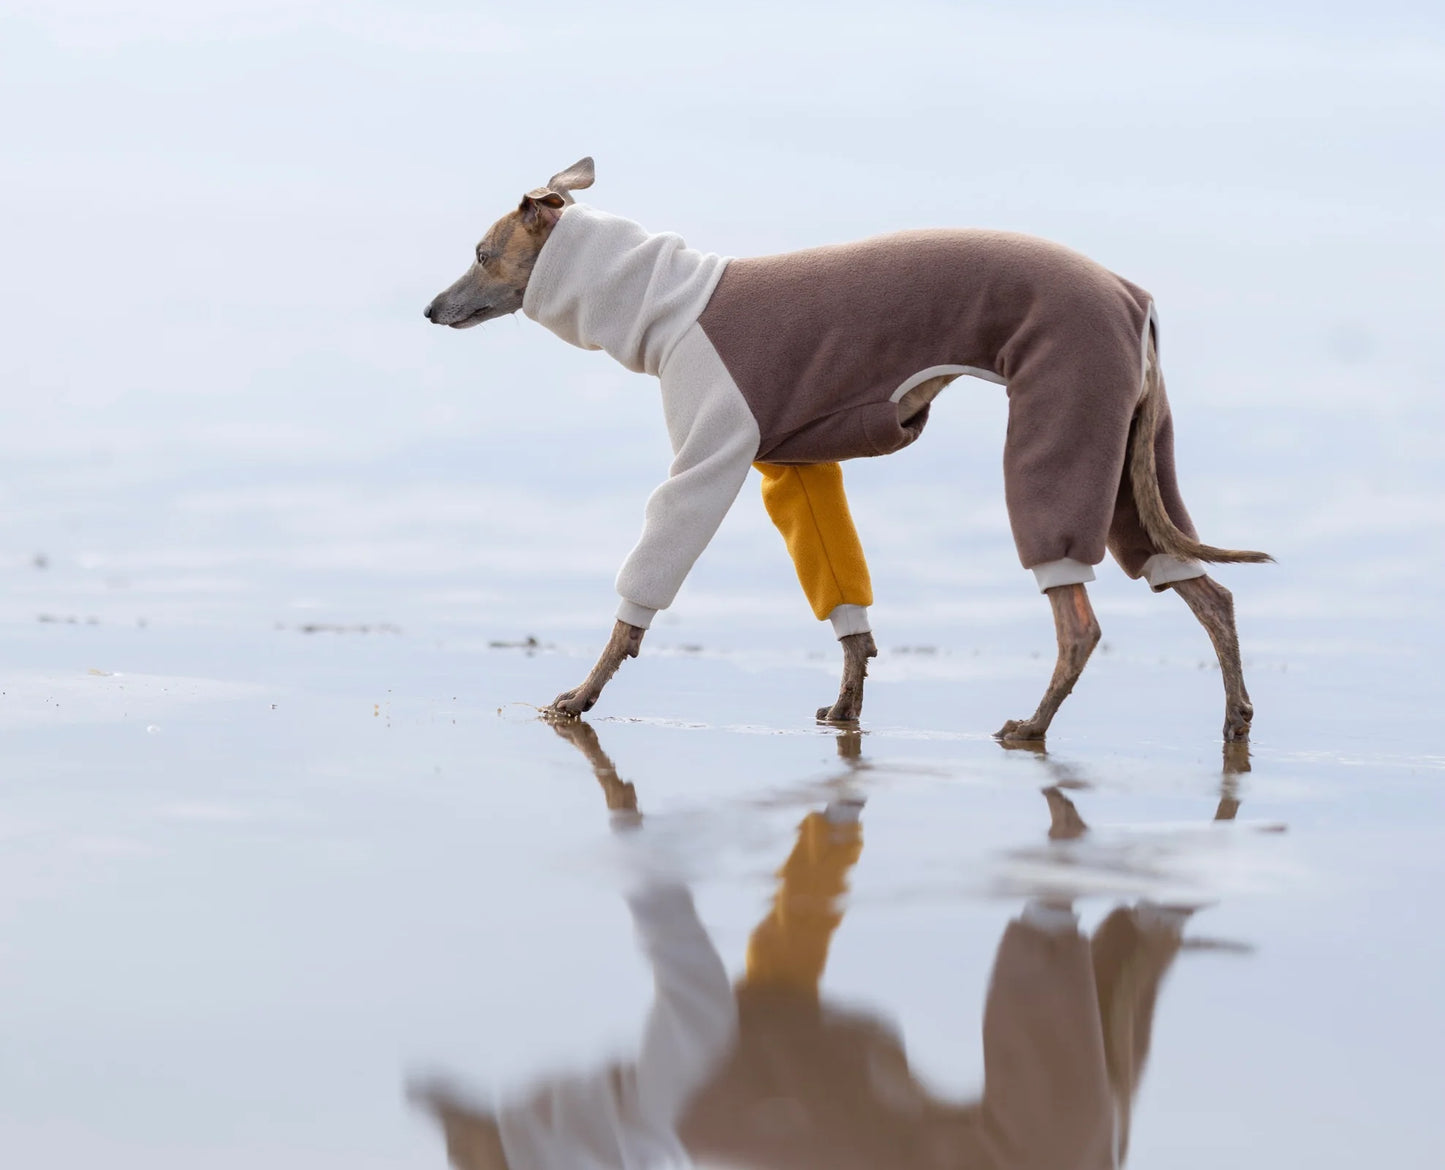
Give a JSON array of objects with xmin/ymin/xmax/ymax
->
[{"xmin": 1127, "ymin": 353, "xmax": 1273, "ymax": 567}]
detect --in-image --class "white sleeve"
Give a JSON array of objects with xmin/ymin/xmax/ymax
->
[
  {"xmin": 494, "ymin": 883, "xmax": 735, "ymax": 1170},
  {"xmin": 614, "ymin": 323, "xmax": 760, "ymax": 624},
  {"xmin": 627, "ymin": 883, "xmax": 739, "ymax": 1128}
]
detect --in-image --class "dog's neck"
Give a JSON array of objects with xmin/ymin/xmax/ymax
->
[{"xmin": 522, "ymin": 205, "xmax": 729, "ymax": 378}]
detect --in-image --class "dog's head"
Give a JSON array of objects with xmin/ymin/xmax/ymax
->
[{"xmin": 424, "ymin": 157, "xmax": 595, "ymax": 329}]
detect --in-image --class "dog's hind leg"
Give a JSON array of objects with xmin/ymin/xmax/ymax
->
[
  {"xmin": 817, "ymin": 631, "xmax": 877, "ymax": 723},
  {"xmin": 1170, "ymin": 575, "xmax": 1253, "ymax": 742},
  {"xmin": 996, "ymin": 583, "xmax": 1102, "ymax": 742},
  {"xmin": 1108, "ymin": 336, "xmax": 1263, "ymax": 741}
]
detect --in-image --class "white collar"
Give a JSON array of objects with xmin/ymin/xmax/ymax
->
[{"xmin": 523, "ymin": 204, "xmax": 729, "ymax": 377}]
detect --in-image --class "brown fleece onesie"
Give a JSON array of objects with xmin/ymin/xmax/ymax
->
[{"xmin": 700, "ymin": 229, "xmax": 1197, "ymax": 573}]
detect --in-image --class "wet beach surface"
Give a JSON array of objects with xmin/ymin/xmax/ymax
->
[{"xmin": 1, "ymin": 563, "xmax": 1442, "ymax": 1167}]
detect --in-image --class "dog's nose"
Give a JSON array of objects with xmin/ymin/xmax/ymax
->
[{"xmin": 423, "ymin": 302, "xmax": 434, "ymax": 320}]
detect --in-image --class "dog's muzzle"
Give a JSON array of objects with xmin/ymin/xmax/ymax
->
[{"xmin": 426, "ymin": 300, "xmax": 495, "ymax": 328}]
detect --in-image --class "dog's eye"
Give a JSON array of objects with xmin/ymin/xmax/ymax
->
[{"xmin": 475, "ymin": 247, "xmax": 491, "ymax": 266}]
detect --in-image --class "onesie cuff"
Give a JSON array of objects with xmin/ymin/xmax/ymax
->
[
  {"xmin": 1142, "ymin": 554, "xmax": 1206, "ymax": 591},
  {"xmin": 828, "ymin": 604, "xmax": 871, "ymax": 639},
  {"xmin": 1020, "ymin": 899, "xmax": 1080, "ymax": 935},
  {"xmin": 1031, "ymin": 558, "xmax": 1097, "ymax": 593},
  {"xmin": 1134, "ymin": 900, "xmax": 1192, "ymax": 934},
  {"xmin": 824, "ymin": 796, "xmax": 865, "ymax": 824},
  {"xmin": 616, "ymin": 599, "xmax": 658, "ymax": 629}
]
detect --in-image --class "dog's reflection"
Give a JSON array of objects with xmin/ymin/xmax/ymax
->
[{"xmin": 413, "ymin": 724, "xmax": 1248, "ymax": 1169}]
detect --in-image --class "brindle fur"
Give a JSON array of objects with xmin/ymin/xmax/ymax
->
[
  {"xmin": 428, "ymin": 159, "xmax": 1267, "ymax": 741},
  {"xmin": 895, "ymin": 372, "xmax": 961, "ymax": 424},
  {"xmin": 1129, "ymin": 341, "xmax": 1272, "ymax": 567},
  {"xmin": 995, "ymin": 571, "xmax": 1256, "ymax": 744},
  {"xmin": 996, "ymin": 582, "xmax": 1102, "ymax": 743},
  {"xmin": 424, "ymin": 158, "xmax": 594, "ymax": 329},
  {"xmin": 549, "ymin": 619, "xmax": 644, "ymax": 718},
  {"xmin": 816, "ymin": 631, "xmax": 878, "ymax": 723},
  {"xmin": 1173, "ymin": 575, "xmax": 1253, "ymax": 742}
]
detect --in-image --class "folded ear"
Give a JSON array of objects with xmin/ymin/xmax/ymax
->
[
  {"xmin": 519, "ymin": 186, "xmax": 567, "ymax": 228},
  {"xmin": 522, "ymin": 188, "xmax": 567, "ymax": 209},
  {"xmin": 546, "ymin": 156, "xmax": 595, "ymax": 199}
]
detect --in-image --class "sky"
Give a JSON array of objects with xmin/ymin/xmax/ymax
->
[{"xmin": 0, "ymin": 0, "xmax": 1441, "ymax": 637}]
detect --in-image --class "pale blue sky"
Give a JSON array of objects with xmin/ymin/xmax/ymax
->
[{"xmin": 1, "ymin": 0, "xmax": 1440, "ymax": 626}]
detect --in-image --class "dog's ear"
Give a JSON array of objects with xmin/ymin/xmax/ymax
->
[
  {"xmin": 546, "ymin": 156, "xmax": 595, "ymax": 201},
  {"xmin": 519, "ymin": 187, "xmax": 567, "ymax": 228},
  {"xmin": 517, "ymin": 158, "xmax": 592, "ymax": 229}
]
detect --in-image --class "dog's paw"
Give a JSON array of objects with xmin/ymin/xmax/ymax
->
[
  {"xmin": 816, "ymin": 700, "xmax": 861, "ymax": 724},
  {"xmin": 995, "ymin": 718, "xmax": 1047, "ymax": 743},
  {"xmin": 547, "ymin": 687, "xmax": 595, "ymax": 717},
  {"xmin": 1223, "ymin": 701, "xmax": 1253, "ymax": 742}
]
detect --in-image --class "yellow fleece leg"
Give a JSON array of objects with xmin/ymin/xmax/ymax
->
[
  {"xmin": 743, "ymin": 811, "xmax": 863, "ymax": 995},
  {"xmin": 755, "ymin": 462, "xmax": 874, "ymax": 621}
]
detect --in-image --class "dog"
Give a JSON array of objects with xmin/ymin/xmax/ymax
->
[{"xmin": 425, "ymin": 158, "xmax": 1270, "ymax": 741}]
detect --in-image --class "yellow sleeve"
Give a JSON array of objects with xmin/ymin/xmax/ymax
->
[
  {"xmin": 754, "ymin": 462, "xmax": 873, "ymax": 620},
  {"xmin": 743, "ymin": 811, "xmax": 863, "ymax": 995}
]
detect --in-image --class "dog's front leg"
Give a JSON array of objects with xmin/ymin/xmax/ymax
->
[
  {"xmin": 996, "ymin": 583, "xmax": 1101, "ymax": 742},
  {"xmin": 817, "ymin": 631, "xmax": 878, "ymax": 723},
  {"xmin": 548, "ymin": 620, "xmax": 645, "ymax": 718}
]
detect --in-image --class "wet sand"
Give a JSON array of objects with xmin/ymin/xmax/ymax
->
[{"xmin": 1, "ymin": 586, "xmax": 1441, "ymax": 1167}]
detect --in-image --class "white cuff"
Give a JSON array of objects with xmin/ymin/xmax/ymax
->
[
  {"xmin": 1134, "ymin": 900, "xmax": 1191, "ymax": 934},
  {"xmin": 1142, "ymin": 553, "xmax": 1206, "ymax": 591},
  {"xmin": 1020, "ymin": 899, "xmax": 1080, "ymax": 935},
  {"xmin": 1031, "ymin": 558, "xmax": 1096, "ymax": 593},
  {"xmin": 824, "ymin": 797, "xmax": 865, "ymax": 824},
  {"xmin": 617, "ymin": 599, "xmax": 658, "ymax": 629},
  {"xmin": 828, "ymin": 604, "xmax": 871, "ymax": 638}
]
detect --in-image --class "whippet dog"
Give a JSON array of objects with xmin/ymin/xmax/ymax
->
[{"xmin": 425, "ymin": 158, "xmax": 1269, "ymax": 741}]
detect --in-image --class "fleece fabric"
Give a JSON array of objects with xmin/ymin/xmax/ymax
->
[
  {"xmin": 755, "ymin": 462, "xmax": 874, "ymax": 621},
  {"xmin": 700, "ymin": 230, "xmax": 1160, "ymax": 571},
  {"xmin": 523, "ymin": 205, "xmax": 1188, "ymax": 628},
  {"xmin": 520, "ymin": 205, "xmax": 726, "ymax": 377},
  {"xmin": 496, "ymin": 883, "xmax": 737, "ymax": 1170},
  {"xmin": 523, "ymin": 207, "xmax": 755, "ymax": 628}
]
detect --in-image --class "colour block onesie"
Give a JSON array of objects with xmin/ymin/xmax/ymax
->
[{"xmin": 521, "ymin": 206, "xmax": 1202, "ymax": 632}]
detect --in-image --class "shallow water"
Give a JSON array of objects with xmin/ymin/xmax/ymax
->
[{"xmin": 1, "ymin": 590, "xmax": 1442, "ymax": 1167}]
